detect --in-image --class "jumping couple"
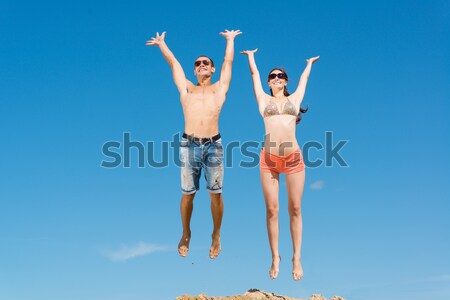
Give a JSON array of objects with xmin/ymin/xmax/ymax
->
[{"xmin": 146, "ymin": 29, "xmax": 319, "ymax": 280}]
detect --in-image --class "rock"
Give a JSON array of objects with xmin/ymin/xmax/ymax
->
[
  {"xmin": 308, "ymin": 294, "xmax": 327, "ymax": 300},
  {"xmin": 176, "ymin": 289, "xmax": 302, "ymax": 300},
  {"xmin": 176, "ymin": 289, "xmax": 346, "ymax": 300}
]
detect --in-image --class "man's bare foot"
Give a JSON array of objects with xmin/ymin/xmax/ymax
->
[
  {"xmin": 269, "ymin": 256, "xmax": 281, "ymax": 279},
  {"xmin": 209, "ymin": 234, "xmax": 221, "ymax": 259},
  {"xmin": 292, "ymin": 258, "xmax": 303, "ymax": 281},
  {"xmin": 178, "ymin": 234, "xmax": 190, "ymax": 257}
]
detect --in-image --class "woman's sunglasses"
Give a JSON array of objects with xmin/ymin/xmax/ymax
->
[
  {"xmin": 268, "ymin": 73, "xmax": 288, "ymax": 80},
  {"xmin": 194, "ymin": 60, "xmax": 211, "ymax": 67}
]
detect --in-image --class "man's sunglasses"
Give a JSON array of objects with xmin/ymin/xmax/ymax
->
[
  {"xmin": 268, "ymin": 73, "xmax": 288, "ymax": 80},
  {"xmin": 194, "ymin": 60, "xmax": 211, "ymax": 67}
]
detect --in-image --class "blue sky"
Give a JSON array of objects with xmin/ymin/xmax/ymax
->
[{"xmin": 1, "ymin": 0, "xmax": 449, "ymax": 299}]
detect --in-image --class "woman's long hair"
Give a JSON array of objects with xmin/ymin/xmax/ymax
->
[{"xmin": 268, "ymin": 68, "xmax": 308, "ymax": 125}]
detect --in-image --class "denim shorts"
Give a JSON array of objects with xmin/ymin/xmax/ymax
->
[{"xmin": 180, "ymin": 135, "xmax": 224, "ymax": 194}]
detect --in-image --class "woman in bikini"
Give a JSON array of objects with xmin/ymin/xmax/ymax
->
[{"xmin": 241, "ymin": 48, "xmax": 319, "ymax": 280}]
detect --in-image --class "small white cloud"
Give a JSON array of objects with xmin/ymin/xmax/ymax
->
[
  {"xmin": 310, "ymin": 180, "xmax": 324, "ymax": 190},
  {"xmin": 345, "ymin": 275, "xmax": 450, "ymax": 291},
  {"xmin": 422, "ymin": 275, "xmax": 450, "ymax": 283},
  {"xmin": 102, "ymin": 241, "xmax": 168, "ymax": 262},
  {"xmin": 21, "ymin": 237, "xmax": 50, "ymax": 242}
]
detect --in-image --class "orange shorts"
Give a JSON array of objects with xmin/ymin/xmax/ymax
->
[{"xmin": 260, "ymin": 148, "xmax": 305, "ymax": 174}]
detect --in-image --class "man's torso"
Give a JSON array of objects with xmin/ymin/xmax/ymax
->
[{"xmin": 181, "ymin": 82, "xmax": 225, "ymax": 137}]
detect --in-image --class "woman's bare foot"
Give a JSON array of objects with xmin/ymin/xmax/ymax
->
[
  {"xmin": 269, "ymin": 256, "xmax": 281, "ymax": 279},
  {"xmin": 209, "ymin": 234, "xmax": 221, "ymax": 259},
  {"xmin": 178, "ymin": 234, "xmax": 190, "ymax": 257},
  {"xmin": 292, "ymin": 258, "xmax": 303, "ymax": 281}
]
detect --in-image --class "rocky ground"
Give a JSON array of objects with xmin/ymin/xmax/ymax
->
[{"xmin": 176, "ymin": 289, "xmax": 346, "ymax": 300}]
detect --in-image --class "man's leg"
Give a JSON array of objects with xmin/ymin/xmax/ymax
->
[
  {"xmin": 204, "ymin": 138, "xmax": 224, "ymax": 259},
  {"xmin": 209, "ymin": 192, "xmax": 223, "ymax": 258},
  {"xmin": 178, "ymin": 192, "xmax": 195, "ymax": 257},
  {"xmin": 179, "ymin": 137, "xmax": 200, "ymax": 257}
]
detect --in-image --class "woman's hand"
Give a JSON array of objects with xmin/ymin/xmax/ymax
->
[
  {"xmin": 240, "ymin": 48, "xmax": 258, "ymax": 56},
  {"xmin": 146, "ymin": 31, "xmax": 166, "ymax": 46},
  {"xmin": 306, "ymin": 56, "xmax": 320, "ymax": 64}
]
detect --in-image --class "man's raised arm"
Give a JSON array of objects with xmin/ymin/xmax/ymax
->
[
  {"xmin": 146, "ymin": 31, "xmax": 189, "ymax": 95},
  {"xmin": 218, "ymin": 29, "xmax": 242, "ymax": 95}
]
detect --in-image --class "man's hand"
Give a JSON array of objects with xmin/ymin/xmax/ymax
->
[
  {"xmin": 219, "ymin": 29, "xmax": 242, "ymax": 40},
  {"xmin": 146, "ymin": 31, "xmax": 166, "ymax": 46},
  {"xmin": 240, "ymin": 48, "xmax": 258, "ymax": 56}
]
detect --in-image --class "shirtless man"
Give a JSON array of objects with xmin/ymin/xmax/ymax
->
[{"xmin": 146, "ymin": 29, "xmax": 242, "ymax": 258}]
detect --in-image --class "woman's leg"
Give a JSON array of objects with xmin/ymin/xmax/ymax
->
[
  {"xmin": 260, "ymin": 170, "xmax": 280, "ymax": 279},
  {"xmin": 285, "ymin": 170, "xmax": 306, "ymax": 280}
]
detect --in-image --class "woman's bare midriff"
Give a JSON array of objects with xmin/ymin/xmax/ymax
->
[{"xmin": 263, "ymin": 115, "xmax": 300, "ymax": 156}]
